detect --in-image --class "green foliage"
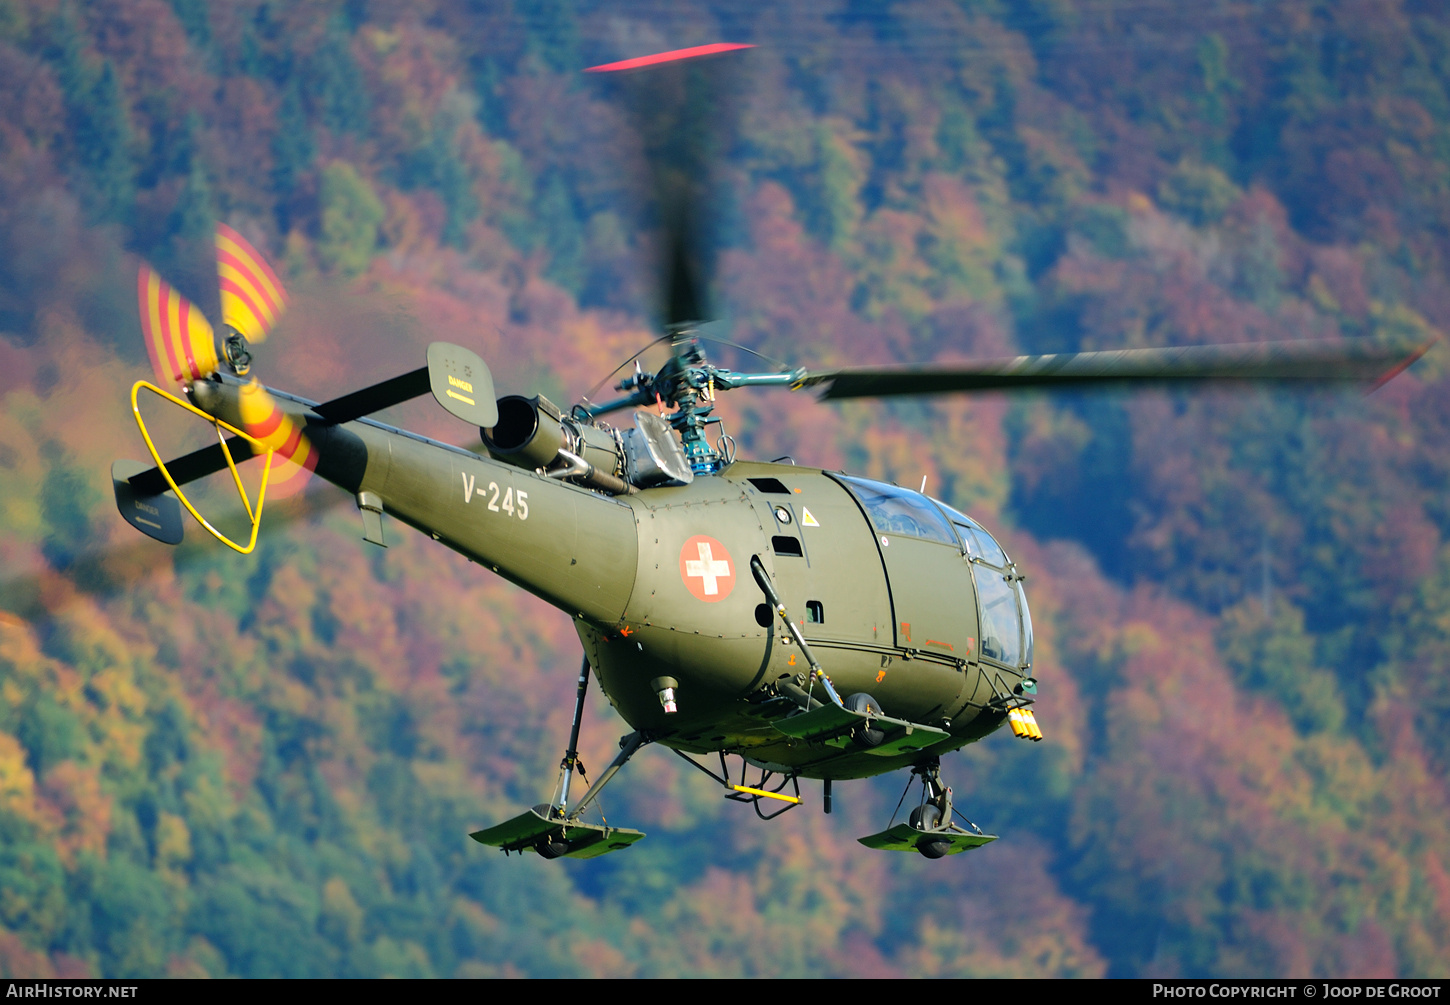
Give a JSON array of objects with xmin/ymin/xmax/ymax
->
[
  {"xmin": 309, "ymin": 18, "xmax": 368, "ymax": 137},
  {"xmin": 16, "ymin": 696, "xmax": 83, "ymax": 777},
  {"xmin": 167, "ymin": 0, "xmax": 210, "ymax": 51},
  {"xmin": 70, "ymin": 62, "xmax": 135, "ymax": 226},
  {"xmin": 272, "ymin": 80, "xmax": 315, "ymax": 200},
  {"xmin": 811, "ymin": 122, "xmax": 864, "ymax": 250},
  {"xmin": 536, "ymin": 172, "xmax": 583, "ymax": 294},
  {"xmin": 1071, "ymin": 203, "xmax": 1131, "ymax": 259},
  {"xmin": 38, "ymin": 442, "xmax": 97, "ymax": 573},
  {"xmin": 0, "ymin": 816, "xmax": 67, "ymax": 944},
  {"xmin": 1158, "ymin": 159, "xmax": 1239, "ymax": 225},
  {"xmin": 1378, "ymin": 544, "xmax": 1450, "ymax": 773},
  {"xmin": 168, "ymin": 136, "xmax": 213, "ymax": 249},
  {"xmin": 318, "ymin": 162, "xmax": 384, "ymax": 278},
  {"xmin": 1218, "ymin": 599, "xmax": 1346, "ymax": 734},
  {"xmin": 1195, "ymin": 33, "xmax": 1237, "ymax": 166},
  {"xmin": 0, "ymin": 0, "xmax": 26, "ymax": 45}
]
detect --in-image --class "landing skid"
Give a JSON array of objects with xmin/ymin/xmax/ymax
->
[
  {"xmin": 471, "ymin": 657, "xmax": 650, "ymax": 860},
  {"xmin": 857, "ymin": 822, "xmax": 995, "ymax": 856},
  {"xmin": 858, "ymin": 758, "xmax": 997, "ymax": 859},
  {"xmin": 469, "ymin": 805, "xmax": 644, "ymax": 859}
]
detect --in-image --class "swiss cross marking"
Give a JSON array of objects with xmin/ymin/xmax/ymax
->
[
  {"xmin": 686, "ymin": 543, "xmax": 729, "ymax": 594},
  {"xmin": 679, "ymin": 535, "xmax": 736, "ymax": 602}
]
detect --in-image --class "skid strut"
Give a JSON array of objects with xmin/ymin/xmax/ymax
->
[
  {"xmin": 549, "ymin": 656, "xmax": 593, "ymax": 815},
  {"xmin": 569, "ymin": 730, "xmax": 649, "ymax": 821},
  {"xmin": 469, "ymin": 656, "xmax": 650, "ymax": 859}
]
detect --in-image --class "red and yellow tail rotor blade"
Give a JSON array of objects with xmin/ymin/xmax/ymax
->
[
  {"xmin": 217, "ymin": 223, "xmax": 289, "ymax": 344},
  {"xmin": 137, "ymin": 265, "xmax": 219, "ymax": 388},
  {"xmin": 237, "ymin": 377, "xmax": 316, "ymax": 497}
]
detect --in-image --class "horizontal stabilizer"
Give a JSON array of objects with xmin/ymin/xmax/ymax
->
[
  {"xmin": 113, "ymin": 459, "xmax": 184, "ymax": 545},
  {"xmin": 314, "ymin": 367, "xmax": 429, "ymax": 424},
  {"xmin": 126, "ymin": 436, "xmax": 255, "ymax": 498},
  {"xmin": 470, "ymin": 806, "xmax": 644, "ymax": 859},
  {"xmin": 858, "ymin": 823, "xmax": 997, "ymax": 855}
]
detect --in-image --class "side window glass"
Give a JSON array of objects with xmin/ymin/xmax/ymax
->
[
  {"xmin": 973, "ymin": 565, "xmax": 1022, "ymax": 666},
  {"xmin": 839, "ymin": 476, "xmax": 956, "ymax": 545},
  {"xmin": 954, "ymin": 522, "xmax": 980, "ymax": 559},
  {"xmin": 1018, "ymin": 580, "xmax": 1034, "ymax": 668},
  {"xmin": 937, "ymin": 503, "xmax": 1009, "ymax": 567},
  {"xmin": 969, "ymin": 526, "xmax": 1008, "ymax": 568}
]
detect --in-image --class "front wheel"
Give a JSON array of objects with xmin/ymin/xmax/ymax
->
[
  {"xmin": 535, "ymin": 838, "xmax": 569, "ymax": 859},
  {"xmin": 909, "ymin": 803, "xmax": 944, "ymax": 831},
  {"xmin": 846, "ymin": 692, "xmax": 885, "ymax": 748},
  {"xmin": 909, "ymin": 803, "xmax": 950, "ymax": 858}
]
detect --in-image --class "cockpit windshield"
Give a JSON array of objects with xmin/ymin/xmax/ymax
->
[
  {"xmin": 842, "ymin": 478, "xmax": 1033, "ymax": 669},
  {"xmin": 839, "ymin": 476, "xmax": 956, "ymax": 545}
]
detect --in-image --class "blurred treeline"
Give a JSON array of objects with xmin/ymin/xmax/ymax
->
[{"xmin": 0, "ymin": 0, "xmax": 1448, "ymax": 978}]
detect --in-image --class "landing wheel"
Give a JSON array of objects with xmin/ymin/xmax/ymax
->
[
  {"xmin": 909, "ymin": 803, "xmax": 943, "ymax": 831},
  {"xmin": 916, "ymin": 838, "xmax": 951, "ymax": 859},
  {"xmin": 531, "ymin": 803, "xmax": 569, "ymax": 859},
  {"xmin": 846, "ymin": 692, "xmax": 885, "ymax": 749},
  {"xmin": 909, "ymin": 802, "xmax": 950, "ymax": 858},
  {"xmin": 535, "ymin": 838, "xmax": 569, "ymax": 860}
]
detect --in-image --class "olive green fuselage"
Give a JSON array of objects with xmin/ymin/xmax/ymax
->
[{"xmin": 205, "ymin": 384, "xmax": 1025, "ymax": 780}]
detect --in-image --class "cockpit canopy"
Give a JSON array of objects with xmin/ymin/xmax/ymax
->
[{"xmin": 839, "ymin": 475, "xmax": 1033, "ymax": 671}]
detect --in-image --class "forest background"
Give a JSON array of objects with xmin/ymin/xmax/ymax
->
[{"xmin": 0, "ymin": 0, "xmax": 1448, "ymax": 979}]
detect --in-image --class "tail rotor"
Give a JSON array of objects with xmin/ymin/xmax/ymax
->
[{"xmin": 128, "ymin": 224, "xmax": 314, "ymax": 553}]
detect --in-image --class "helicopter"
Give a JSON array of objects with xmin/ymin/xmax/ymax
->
[{"xmin": 111, "ymin": 44, "xmax": 1427, "ymax": 861}]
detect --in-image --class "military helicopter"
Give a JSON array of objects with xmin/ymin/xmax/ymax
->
[{"xmin": 111, "ymin": 44, "xmax": 1426, "ymax": 860}]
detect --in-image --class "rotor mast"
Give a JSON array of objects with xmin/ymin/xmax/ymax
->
[{"xmin": 580, "ymin": 331, "xmax": 801, "ymax": 475}]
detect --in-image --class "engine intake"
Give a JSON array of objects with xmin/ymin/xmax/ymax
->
[{"xmin": 482, "ymin": 395, "xmax": 692, "ymax": 494}]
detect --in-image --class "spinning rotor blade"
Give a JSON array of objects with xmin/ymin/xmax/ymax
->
[
  {"xmin": 217, "ymin": 222, "xmax": 289, "ymax": 344},
  {"xmin": 796, "ymin": 338, "xmax": 1433, "ymax": 400},
  {"xmin": 236, "ymin": 377, "xmax": 318, "ymax": 494},
  {"xmin": 588, "ymin": 43, "xmax": 754, "ymax": 331},
  {"xmin": 138, "ymin": 265, "xmax": 219, "ymax": 388},
  {"xmin": 211, "ymin": 224, "xmax": 312, "ymax": 493},
  {"xmin": 135, "ymin": 226, "xmax": 314, "ymax": 497}
]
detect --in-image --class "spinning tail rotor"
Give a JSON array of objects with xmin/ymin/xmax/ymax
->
[
  {"xmin": 135, "ymin": 223, "xmax": 314, "ymax": 500},
  {"xmin": 128, "ymin": 224, "xmax": 313, "ymax": 553}
]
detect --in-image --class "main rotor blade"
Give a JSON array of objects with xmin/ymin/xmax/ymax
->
[
  {"xmin": 797, "ymin": 338, "xmax": 1434, "ymax": 400},
  {"xmin": 588, "ymin": 43, "xmax": 753, "ymax": 330}
]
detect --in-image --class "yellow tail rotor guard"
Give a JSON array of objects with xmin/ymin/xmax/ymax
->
[{"xmin": 130, "ymin": 380, "xmax": 278, "ymax": 555}]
